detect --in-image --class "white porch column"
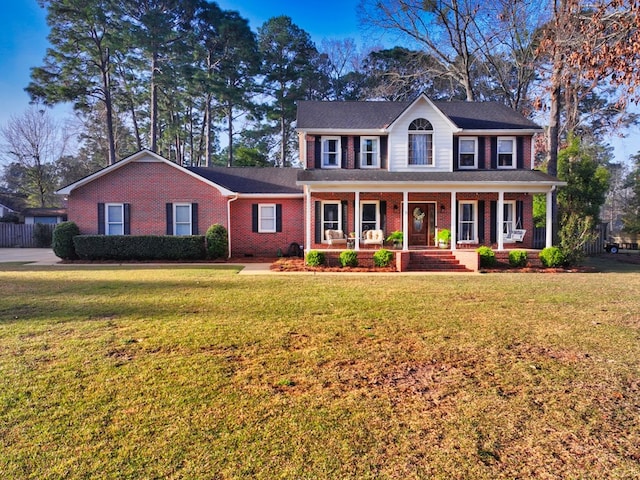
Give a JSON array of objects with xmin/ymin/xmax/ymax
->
[
  {"xmin": 304, "ymin": 185, "xmax": 311, "ymax": 254},
  {"xmin": 450, "ymin": 191, "xmax": 457, "ymax": 250},
  {"xmin": 546, "ymin": 189, "xmax": 553, "ymax": 247},
  {"xmin": 354, "ymin": 191, "xmax": 360, "ymax": 251},
  {"xmin": 497, "ymin": 191, "xmax": 504, "ymax": 250},
  {"xmin": 402, "ymin": 191, "xmax": 409, "ymax": 250}
]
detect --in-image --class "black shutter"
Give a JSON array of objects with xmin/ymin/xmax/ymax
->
[
  {"xmin": 124, "ymin": 203, "xmax": 131, "ymax": 235},
  {"xmin": 478, "ymin": 137, "xmax": 486, "ymax": 169},
  {"xmin": 276, "ymin": 204, "xmax": 282, "ymax": 232},
  {"xmin": 490, "ymin": 201, "xmax": 497, "ymax": 243},
  {"xmin": 98, "ymin": 203, "xmax": 105, "ymax": 234},
  {"xmin": 191, "ymin": 203, "xmax": 199, "ymax": 235},
  {"xmin": 490, "ymin": 137, "xmax": 497, "ymax": 169},
  {"xmin": 517, "ymin": 137, "xmax": 524, "ymax": 169},
  {"xmin": 478, "ymin": 200, "xmax": 485, "ymax": 244},
  {"xmin": 453, "ymin": 137, "xmax": 459, "ymax": 171},
  {"xmin": 380, "ymin": 201, "xmax": 387, "ymax": 232},
  {"xmin": 341, "ymin": 200, "xmax": 348, "ymax": 233},
  {"xmin": 354, "ymin": 136, "xmax": 361, "ymax": 169},
  {"xmin": 252, "ymin": 204, "xmax": 258, "ymax": 233},
  {"xmin": 516, "ymin": 200, "xmax": 524, "ymax": 229},
  {"xmin": 380, "ymin": 136, "xmax": 388, "ymax": 170},
  {"xmin": 341, "ymin": 136, "xmax": 348, "ymax": 169},
  {"xmin": 314, "ymin": 137, "xmax": 321, "ymax": 169},
  {"xmin": 314, "ymin": 201, "xmax": 321, "ymax": 243},
  {"xmin": 166, "ymin": 203, "xmax": 173, "ymax": 235}
]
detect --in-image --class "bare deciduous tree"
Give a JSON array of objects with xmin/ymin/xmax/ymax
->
[{"xmin": 1, "ymin": 108, "xmax": 70, "ymax": 207}]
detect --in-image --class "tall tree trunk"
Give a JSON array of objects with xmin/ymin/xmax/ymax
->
[
  {"xmin": 204, "ymin": 93, "xmax": 212, "ymax": 167},
  {"xmin": 227, "ymin": 103, "xmax": 233, "ymax": 168},
  {"xmin": 150, "ymin": 51, "xmax": 159, "ymax": 152},
  {"xmin": 101, "ymin": 49, "xmax": 117, "ymax": 166}
]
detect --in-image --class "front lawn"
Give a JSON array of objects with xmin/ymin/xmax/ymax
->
[{"xmin": 1, "ymin": 266, "xmax": 639, "ymax": 479}]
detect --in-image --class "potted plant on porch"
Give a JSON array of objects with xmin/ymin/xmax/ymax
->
[
  {"xmin": 436, "ymin": 228, "xmax": 451, "ymax": 248},
  {"xmin": 386, "ymin": 230, "xmax": 403, "ymax": 249}
]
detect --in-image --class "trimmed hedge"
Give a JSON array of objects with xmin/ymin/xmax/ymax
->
[
  {"xmin": 73, "ymin": 235, "xmax": 206, "ymax": 261},
  {"xmin": 339, "ymin": 250, "xmax": 358, "ymax": 267},
  {"xmin": 206, "ymin": 224, "xmax": 228, "ymax": 259},
  {"xmin": 52, "ymin": 221, "xmax": 80, "ymax": 259},
  {"xmin": 373, "ymin": 248, "xmax": 393, "ymax": 267},
  {"xmin": 508, "ymin": 249, "xmax": 528, "ymax": 268},
  {"xmin": 305, "ymin": 250, "xmax": 325, "ymax": 267},
  {"xmin": 539, "ymin": 246, "xmax": 565, "ymax": 268},
  {"xmin": 476, "ymin": 246, "xmax": 497, "ymax": 268}
]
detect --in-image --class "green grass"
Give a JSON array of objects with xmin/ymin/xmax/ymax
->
[{"xmin": 1, "ymin": 265, "xmax": 639, "ymax": 479}]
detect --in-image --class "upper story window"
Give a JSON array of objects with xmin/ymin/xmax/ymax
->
[
  {"xmin": 360, "ymin": 137, "xmax": 379, "ymax": 168},
  {"xmin": 497, "ymin": 137, "xmax": 516, "ymax": 168},
  {"xmin": 458, "ymin": 137, "xmax": 477, "ymax": 169},
  {"xmin": 322, "ymin": 136, "xmax": 341, "ymax": 168},
  {"xmin": 408, "ymin": 118, "xmax": 433, "ymax": 166}
]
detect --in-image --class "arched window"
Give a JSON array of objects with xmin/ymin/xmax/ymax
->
[{"xmin": 408, "ymin": 118, "xmax": 434, "ymax": 166}]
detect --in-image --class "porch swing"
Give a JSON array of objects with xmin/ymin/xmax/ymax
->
[{"xmin": 511, "ymin": 215, "xmax": 526, "ymax": 243}]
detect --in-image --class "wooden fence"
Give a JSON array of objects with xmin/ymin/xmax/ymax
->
[
  {"xmin": 0, "ymin": 224, "xmax": 55, "ymax": 248},
  {"xmin": 532, "ymin": 225, "xmax": 606, "ymax": 255}
]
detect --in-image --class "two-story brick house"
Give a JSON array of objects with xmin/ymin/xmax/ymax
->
[
  {"xmin": 296, "ymin": 93, "xmax": 563, "ymax": 252},
  {"xmin": 57, "ymin": 94, "xmax": 563, "ymax": 265}
]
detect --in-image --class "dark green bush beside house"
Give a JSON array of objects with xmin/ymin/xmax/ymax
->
[
  {"xmin": 206, "ymin": 224, "xmax": 228, "ymax": 259},
  {"xmin": 52, "ymin": 221, "xmax": 80, "ymax": 259},
  {"xmin": 73, "ymin": 235, "xmax": 206, "ymax": 261}
]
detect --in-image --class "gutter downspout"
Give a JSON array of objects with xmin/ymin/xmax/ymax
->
[{"xmin": 227, "ymin": 194, "xmax": 239, "ymax": 258}]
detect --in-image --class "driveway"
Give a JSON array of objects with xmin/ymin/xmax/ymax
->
[{"xmin": 0, "ymin": 248, "xmax": 59, "ymax": 265}]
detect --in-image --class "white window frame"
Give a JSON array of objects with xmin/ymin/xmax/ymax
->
[
  {"xmin": 457, "ymin": 201, "xmax": 478, "ymax": 243},
  {"xmin": 105, "ymin": 203, "xmax": 124, "ymax": 236},
  {"xmin": 458, "ymin": 137, "xmax": 477, "ymax": 169},
  {"xmin": 502, "ymin": 201, "xmax": 516, "ymax": 239},
  {"xmin": 360, "ymin": 200, "xmax": 380, "ymax": 235},
  {"xmin": 258, "ymin": 203, "xmax": 277, "ymax": 233},
  {"xmin": 497, "ymin": 137, "xmax": 516, "ymax": 169},
  {"xmin": 360, "ymin": 137, "xmax": 379, "ymax": 168},
  {"xmin": 321, "ymin": 201, "xmax": 342, "ymax": 242},
  {"xmin": 174, "ymin": 203, "xmax": 192, "ymax": 236},
  {"xmin": 408, "ymin": 118, "xmax": 434, "ymax": 167},
  {"xmin": 321, "ymin": 136, "xmax": 341, "ymax": 168}
]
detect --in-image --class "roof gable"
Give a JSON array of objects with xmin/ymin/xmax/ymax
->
[{"xmin": 56, "ymin": 149, "xmax": 302, "ymax": 197}]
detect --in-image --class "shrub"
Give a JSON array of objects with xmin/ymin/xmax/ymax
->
[
  {"xmin": 305, "ymin": 250, "xmax": 325, "ymax": 267},
  {"xmin": 206, "ymin": 224, "xmax": 228, "ymax": 259},
  {"xmin": 34, "ymin": 223, "xmax": 53, "ymax": 248},
  {"xmin": 339, "ymin": 249, "xmax": 358, "ymax": 267},
  {"xmin": 373, "ymin": 248, "xmax": 393, "ymax": 267},
  {"xmin": 508, "ymin": 249, "xmax": 528, "ymax": 268},
  {"xmin": 52, "ymin": 221, "xmax": 80, "ymax": 260},
  {"xmin": 539, "ymin": 246, "xmax": 565, "ymax": 268},
  {"xmin": 476, "ymin": 246, "xmax": 496, "ymax": 268},
  {"xmin": 73, "ymin": 235, "xmax": 206, "ymax": 261}
]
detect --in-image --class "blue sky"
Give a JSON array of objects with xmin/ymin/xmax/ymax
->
[{"xmin": 0, "ymin": 0, "xmax": 638, "ymax": 164}]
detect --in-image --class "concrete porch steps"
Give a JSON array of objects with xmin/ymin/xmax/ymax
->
[{"xmin": 406, "ymin": 250, "xmax": 472, "ymax": 272}]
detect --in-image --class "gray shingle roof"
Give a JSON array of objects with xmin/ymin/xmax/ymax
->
[
  {"xmin": 187, "ymin": 166, "xmax": 302, "ymax": 194},
  {"xmin": 297, "ymin": 169, "xmax": 563, "ymax": 185},
  {"xmin": 296, "ymin": 99, "xmax": 541, "ymax": 131}
]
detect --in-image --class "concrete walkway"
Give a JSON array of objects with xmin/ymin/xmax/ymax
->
[{"xmin": 0, "ymin": 248, "xmax": 274, "ymax": 273}]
